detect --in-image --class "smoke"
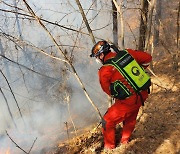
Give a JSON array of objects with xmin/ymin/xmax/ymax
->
[
  {"xmin": 0, "ymin": 0, "xmax": 139, "ymax": 153},
  {"xmin": 0, "ymin": 102, "xmax": 69, "ymax": 153}
]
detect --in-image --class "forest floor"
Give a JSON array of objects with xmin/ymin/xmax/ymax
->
[{"xmin": 47, "ymin": 55, "xmax": 180, "ymax": 154}]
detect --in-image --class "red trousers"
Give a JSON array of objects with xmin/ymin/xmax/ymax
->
[{"xmin": 102, "ymin": 92, "xmax": 148, "ymax": 149}]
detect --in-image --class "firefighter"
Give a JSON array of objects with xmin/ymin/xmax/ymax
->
[{"xmin": 90, "ymin": 40, "xmax": 152, "ymax": 149}]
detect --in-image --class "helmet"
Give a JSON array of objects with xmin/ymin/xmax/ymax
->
[{"xmin": 90, "ymin": 40, "xmax": 110, "ymax": 57}]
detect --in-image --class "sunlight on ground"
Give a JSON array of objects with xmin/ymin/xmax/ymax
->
[{"xmin": 151, "ymin": 75, "xmax": 179, "ymax": 93}]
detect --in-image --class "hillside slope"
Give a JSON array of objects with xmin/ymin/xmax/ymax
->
[{"xmin": 47, "ymin": 55, "xmax": 180, "ymax": 154}]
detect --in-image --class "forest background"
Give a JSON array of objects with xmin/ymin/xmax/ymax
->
[{"xmin": 0, "ymin": 0, "xmax": 179, "ymax": 153}]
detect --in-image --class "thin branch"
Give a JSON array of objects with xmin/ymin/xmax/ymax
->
[
  {"xmin": 0, "ymin": 69, "xmax": 24, "ymax": 122},
  {"xmin": 0, "ymin": 8, "xmax": 88, "ymax": 35},
  {"xmin": 66, "ymin": 94, "xmax": 77, "ymax": 136},
  {"xmin": 28, "ymin": 137, "xmax": 38, "ymax": 154},
  {"xmin": 6, "ymin": 130, "xmax": 28, "ymax": 154},
  {"xmin": 0, "ymin": 54, "xmax": 60, "ymax": 81},
  {"xmin": 75, "ymin": 0, "xmax": 96, "ymax": 44},
  {"xmin": 0, "ymin": 87, "xmax": 17, "ymax": 128},
  {"xmin": 0, "ymin": 31, "xmax": 68, "ymax": 63},
  {"xmin": 0, "ymin": 8, "xmax": 103, "ymax": 40},
  {"xmin": 147, "ymin": 67, "xmax": 164, "ymax": 86}
]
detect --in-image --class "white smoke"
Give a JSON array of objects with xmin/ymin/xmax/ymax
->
[{"xmin": 0, "ymin": 0, "xmax": 138, "ymax": 153}]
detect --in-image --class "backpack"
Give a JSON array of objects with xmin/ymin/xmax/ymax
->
[{"xmin": 104, "ymin": 50, "xmax": 151, "ymax": 100}]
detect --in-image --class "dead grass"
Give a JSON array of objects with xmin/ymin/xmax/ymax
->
[{"xmin": 46, "ymin": 54, "xmax": 180, "ymax": 154}]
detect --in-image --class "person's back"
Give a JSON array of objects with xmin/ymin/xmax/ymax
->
[{"xmin": 99, "ymin": 49, "xmax": 151, "ymax": 111}]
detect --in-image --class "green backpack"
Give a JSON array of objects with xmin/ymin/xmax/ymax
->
[{"xmin": 104, "ymin": 50, "xmax": 151, "ymax": 100}]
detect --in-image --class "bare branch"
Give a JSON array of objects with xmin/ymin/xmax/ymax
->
[
  {"xmin": 28, "ymin": 137, "xmax": 38, "ymax": 154},
  {"xmin": 0, "ymin": 8, "xmax": 87, "ymax": 35},
  {"xmin": 6, "ymin": 130, "xmax": 28, "ymax": 154},
  {"xmin": 0, "ymin": 87, "xmax": 17, "ymax": 128},
  {"xmin": 0, "ymin": 54, "xmax": 60, "ymax": 81},
  {"xmin": 75, "ymin": 0, "xmax": 96, "ymax": 44},
  {"xmin": 0, "ymin": 69, "xmax": 24, "ymax": 122}
]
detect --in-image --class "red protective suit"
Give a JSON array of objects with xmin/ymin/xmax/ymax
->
[{"xmin": 98, "ymin": 49, "xmax": 152, "ymax": 149}]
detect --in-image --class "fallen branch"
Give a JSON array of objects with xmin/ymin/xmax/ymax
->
[
  {"xmin": 148, "ymin": 68, "xmax": 163, "ymax": 85},
  {"xmin": 152, "ymin": 82, "xmax": 168, "ymax": 91}
]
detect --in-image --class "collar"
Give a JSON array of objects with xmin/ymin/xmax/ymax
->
[{"xmin": 103, "ymin": 52, "xmax": 117, "ymax": 63}]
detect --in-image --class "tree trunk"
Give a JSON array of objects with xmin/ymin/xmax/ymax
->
[
  {"xmin": 112, "ymin": 0, "xmax": 118, "ymax": 46},
  {"xmin": 112, "ymin": 0, "xmax": 124, "ymax": 49},
  {"xmin": 138, "ymin": 0, "xmax": 149, "ymax": 50},
  {"xmin": 145, "ymin": 0, "xmax": 155, "ymax": 51},
  {"xmin": 154, "ymin": 0, "xmax": 162, "ymax": 46}
]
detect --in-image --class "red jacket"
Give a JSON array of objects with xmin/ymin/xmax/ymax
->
[{"xmin": 98, "ymin": 49, "xmax": 152, "ymax": 110}]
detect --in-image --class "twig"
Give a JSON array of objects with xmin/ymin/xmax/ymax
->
[
  {"xmin": 28, "ymin": 137, "xmax": 38, "ymax": 154},
  {"xmin": 64, "ymin": 122, "xmax": 70, "ymax": 142},
  {"xmin": 6, "ymin": 130, "xmax": 28, "ymax": 154},
  {"xmin": 152, "ymin": 82, "xmax": 168, "ymax": 91},
  {"xmin": 66, "ymin": 94, "xmax": 77, "ymax": 136},
  {"xmin": 0, "ymin": 88, "xmax": 17, "ymax": 128}
]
